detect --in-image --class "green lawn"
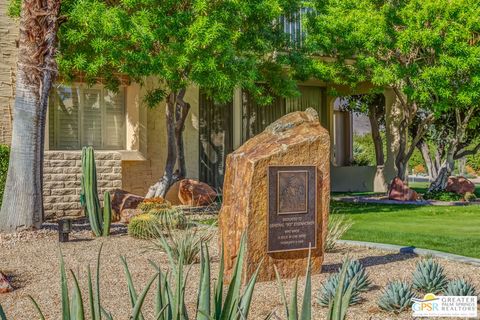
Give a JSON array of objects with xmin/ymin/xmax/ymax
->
[{"xmin": 332, "ymin": 200, "xmax": 480, "ymax": 258}]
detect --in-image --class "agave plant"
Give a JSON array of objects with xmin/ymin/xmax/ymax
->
[
  {"xmin": 274, "ymin": 250, "xmax": 312, "ymax": 320},
  {"xmin": 27, "ymin": 244, "xmax": 154, "ymax": 320},
  {"xmin": 327, "ymin": 262, "xmax": 358, "ymax": 320},
  {"xmin": 378, "ymin": 280, "xmax": 416, "ymax": 313},
  {"xmin": 318, "ymin": 259, "xmax": 371, "ymax": 306},
  {"xmin": 0, "ymin": 303, "xmax": 7, "ymax": 320},
  {"xmin": 444, "ymin": 278, "xmax": 478, "ymax": 297},
  {"xmin": 412, "ymin": 259, "xmax": 448, "ymax": 294}
]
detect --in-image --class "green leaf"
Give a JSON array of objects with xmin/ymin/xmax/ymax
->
[{"xmin": 131, "ymin": 274, "xmax": 158, "ymax": 320}]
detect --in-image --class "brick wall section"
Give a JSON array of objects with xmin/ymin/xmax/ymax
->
[
  {"xmin": 43, "ymin": 151, "xmax": 122, "ymax": 219},
  {"xmin": 0, "ymin": 4, "xmax": 18, "ymax": 145}
]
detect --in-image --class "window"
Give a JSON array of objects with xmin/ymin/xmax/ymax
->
[{"xmin": 48, "ymin": 84, "xmax": 126, "ymax": 150}]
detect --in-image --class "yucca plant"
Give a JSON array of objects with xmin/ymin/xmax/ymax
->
[
  {"xmin": 325, "ymin": 215, "xmax": 353, "ymax": 252},
  {"xmin": 0, "ymin": 303, "xmax": 7, "ymax": 320},
  {"xmin": 444, "ymin": 278, "xmax": 478, "ymax": 297},
  {"xmin": 318, "ymin": 259, "xmax": 371, "ymax": 306},
  {"xmin": 377, "ymin": 280, "xmax": 416, "ymax": 313},
  {"xmin": 274, "ymin": 250, "xmax": 312, "ymax": 320},
  {"xmin": 149, "ymin": 226, "xmax": 214, "ymax": 264},
  {"xmin": 80, "ymin": 146, "xmax": 112, "ymax": 237},
  {"xmin": 327, "ymin": 262, "xmax": 358, "ymax": 320},
  {"xmin": 412, "ymin": 259, "xmax": 448, "ymax": 294}
]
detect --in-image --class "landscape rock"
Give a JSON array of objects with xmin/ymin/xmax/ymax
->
[
  {"xmin": 0, "ymin": 272, "xmax": 13, "ymax": 293},
  {"xmin": 446, "ymin": 176, "xmax": 475, "ymax": 195},
  {"xmin": 388, "ymin": 177, "xmax": 419, "ymax": 201},
  {"xmin": 165, "ymin": 180, "xmax": 182, "ymax": 205},
  {"xmin": 119, "ymin": 209, "xmax": 142, "ymax": 224},
  {"xmin": 219, "ymin": 108, "xmax": 330, "ymax": 283},
  {"xmin": 178, "ymin": 179, "xmax": 217, "ymax": 206},
  {"xmin": 111, "ymin": 189, "xmax": 144, "ymax": 221}
]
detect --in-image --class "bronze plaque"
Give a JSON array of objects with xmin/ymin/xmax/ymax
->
[{"xmin": 267, "ymin": 165, "xmax": 317, "ymax": 253}]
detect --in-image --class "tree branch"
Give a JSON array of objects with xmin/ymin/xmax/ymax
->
[{"xmin": 454, "ymin": 142, "xmax": 480, "ymax": 159}]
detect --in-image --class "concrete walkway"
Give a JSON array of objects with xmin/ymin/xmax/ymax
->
[{"xmin": 338, "ymin": 240, "xmax": 480, "ymax": 267}]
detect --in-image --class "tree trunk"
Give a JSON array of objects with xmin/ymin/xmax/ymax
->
[
  {"xmin": 146, "ymin": 90, "xmax": 190, "ymax": 198},
  {"xmin": 417, "ymin": 139, "xmax": 437, "ymax": 181},
  {"xmin": 367, "ymin": 105, "xmax": 385, "ymax": 166},
  {"xmin": 0, "ymin": 0, "xmax": 61, "ymax": 231},
  {"xmin": 428, "ymin": 150, "xmax": 455, "ymax": 192}
]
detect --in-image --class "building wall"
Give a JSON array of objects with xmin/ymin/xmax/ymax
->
[
  {"xmin": 0, "ymin": 4, "xmax": 18, "ymax": 145},
  {"xmin": 43, "ymin": 151, "xmax": 122, "ymax": 218}
]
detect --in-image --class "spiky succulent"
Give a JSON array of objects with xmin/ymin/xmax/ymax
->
[
  {"xmin": 412, "ymin": 259, "xmax": 448, "ymax": 294},
  {"xmin": 378, "ymin": 280, "xmax": 417, "ymax": 313},
  {"xmin": 444, "ymin": 278, "xmax": 478, "ymax": 297},
  {"xmin": 318, "ymin": 259, "xmax": 371, "ymax": 306},
  {"xmin": 138, "ymin": 198, "xmax": 171, "ymax": 213},
  {"xmin": 151, "ymin": 207, "xmax": 187, "ymax": 231},
  {"xmin": 127, "ymin": 214, "xmax": 160, "ymax": 239}
]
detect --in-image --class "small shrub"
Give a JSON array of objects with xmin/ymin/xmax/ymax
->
[
  {"xmin": 444, "ymin": 278, "xmax": 478, "ymax": 297},
  {"xmin": 412, "ymin": 259, "xmax": 448, "ymax": 294},
  {"xmin": 326, "ymin": 215, "xmax": 353, "ymax": 252},
  {"xmin": 464, "ymin": 192, "xmax": 477, "ymax": 202},
  {"xmin": 378, "ymin": 280, "xmax": 416, "ymax": 313},
  {"xmin": 0, "ymin": 145, "xmax": 9, "ymax": 207},
  {"xmin": 319, "ymin": 259, "xmax": 371, "ymax": 306},
  {"xmin": 128, "ymin": 214, "xmax": 161, "ymax": 239},
  {"xmin": 423, "ymin": 191, "xmax": 463, "ymax": 202},
  {"xmin": 138, "ymin": 197, "xmax": 171, "ymax": 213}
]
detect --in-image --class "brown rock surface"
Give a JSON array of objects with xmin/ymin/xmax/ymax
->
[
  {"xmin": 0, "ymin": 271, "xmax": 13, "ymax": 293},
  {"xmin": 388, "ymin": 177, "xmax": 419, "ymax": 201},
  {"xmin": 178, "ymin": 179, "xmax": 217, "ymax": 206},
  {"xmin": 446, "ymin": 176, "xmax": 475, "ymax": 195},
  {"xmin": 218, "ymin": 108, "xmax": 330, "ymax": 283},
  {"xmin": 165, "ymin": 180, "xmax": 182, "ymax": 205},
  {"xmin": 111, "ymin": 189, "xmax": 144, "ymax": 222}
]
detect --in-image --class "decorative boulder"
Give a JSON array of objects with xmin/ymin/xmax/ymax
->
[
  {"xmin": 111, "ymin": 189, "xmax": 144, "ymax": 222},
  {"xmin": 219, "ymin": 108, "xmax": 330, "ymax": 283},
  {"xmin": 388, "ymin": 177, "xmax": 419, "ymax": 201},
  {"xmin": 446, "ymin": 176, "xmax": 475, "ymax": 195},
  {"xmin": 0, "ymin": 272, "xmax": 13, "ymax": 293},
  {"xmin": 120, "ymin": 209, "xmax": 142, "ymax": 224},
  {"xmin": 165, "ymin": 180, "xmax": 182, "ymax": 205},
  {"xmin": 178, "ymin": 179, "xmax": 217, "ymax": 206}
]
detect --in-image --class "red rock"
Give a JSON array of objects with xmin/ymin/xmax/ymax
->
[
  {"xmin": 120, "ymin": 209, "xmax": 142, "ymax": 224},
  {"xmin": 388, "ymin": 177, "xmax": 419, "ymax": 201},
  {"xmin": 446, "ymin": 176, "xmax": 475, "ymax": 195},
  {"xmin": 178, "ymin": 179, "xmax": 217, "ymax": 206},
  {"xmin": 219, "ymin": 108, "xmax": 330, "ymax": 283},
  {"xmin": 0, "ymin": 272, "xmax": 13, "ymax": 293},
  {"xmin": 111, "ymin": 189, "xmax": 144, "ymax": 221},
  {"xmin": 165, "ymin": 180, "xmax": 182, "ymax": 205}
]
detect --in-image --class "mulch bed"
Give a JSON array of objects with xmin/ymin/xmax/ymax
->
[{"xmin": 0, "ymin": 228, "xmax": 479, "ymax": 319}]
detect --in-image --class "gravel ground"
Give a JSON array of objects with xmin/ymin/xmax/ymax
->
[{"xmin": 0, "ymin": 228, "xmax": 479, "ymax": 320}]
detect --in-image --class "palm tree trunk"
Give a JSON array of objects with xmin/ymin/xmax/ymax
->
[{"xmin": 0, "ymin": 0, "xmax": 61, "ymax": 231}]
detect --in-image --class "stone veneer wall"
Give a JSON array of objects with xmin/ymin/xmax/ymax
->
[{"xmin": 43, "ymin": 151, "xmax": 122, "ymax": 219}]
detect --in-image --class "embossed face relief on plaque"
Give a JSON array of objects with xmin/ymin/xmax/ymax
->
[{"xmin": 268, "ymin": 165, "xmax": 317, "ymax": 253}]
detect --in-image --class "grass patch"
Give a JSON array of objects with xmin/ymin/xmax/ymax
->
[{"xmin": 332, "ymin": 200, "xmax": 480, "ymax": 258}]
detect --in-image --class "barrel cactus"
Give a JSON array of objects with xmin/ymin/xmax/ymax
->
[
  {"xmin": 319, "ymin": 258, "xmax": 371, "ymax": 306},
  {"xmin": 149, "ymin": 207, "xmax": 187, "ymax": 230},
  {"xmin": 378, "ymin": 280, "xmax": 417, "ymax": 313},
  {"xmin": 412, "ymin": 259, "xmax": 448, "ymax": 294},
  {"xmin": 138, "ymin": 198, "xmax": 171, "ymax": 213},
  {"xmin": 444, "ymin": 278, "xmax": 477, "ymax": 297},
  {"xmin": 127, "ymin": 214, "xmax": 161, "ymax": 239},
  {"xmin": 80, "ymin": 146, "xmax": 112, "ymax": 237}
]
